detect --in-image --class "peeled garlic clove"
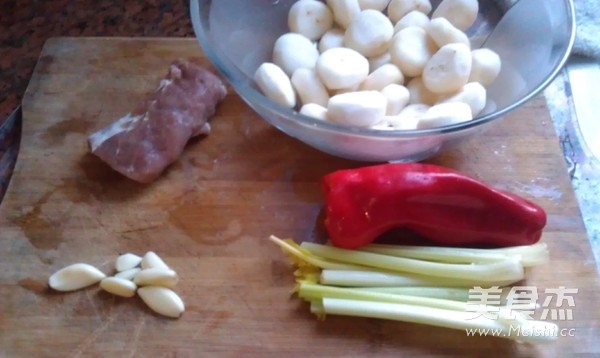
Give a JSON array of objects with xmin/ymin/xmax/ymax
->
[
  {"xmin": 49, "ymin": 263, "xmax": 106, "ymax": 292},
  {"xmin": 368, "ymin": 51, "xmax": 392, "ymax": 72},
  {"xmin": 469, "ymin": 48, "xmax": 502, "ymax": 87},
  {"xmin": 395, "ymin": 103, "xmax": 430, "ymax": 129},
  {"xmin": 134, "ymin": 268, "xmax": 179, "ymax": 288},
  {"xmin": 100, "ymin": 277, "xmax": 137, "ymax": 298},
  {"xmin": 291, "ymin": 68, "xmax": 330, "ymax": 107},
  {"xmin": 141, "ymin": 251, "xmax": 170, "ymax": 270},
  {"xmin": 115, "ymin": 253, "xmax": 142, "ymax": 272},
  {"xmin": 344, "ymin": 9, "xmax": 393, "ymax": 57},
  {"xmin": 114, "ymin": 267, "xmax": 141, "ymax": 281},
  {"xmin": 417, "ymin": 102, "xmax": 472, "ymax": 129},
  {"xmin": 439, "ymin": 82, "xmax": 487, "ymax": 117},
  {"xmin": 358, "ymin": 0, "xmax": 391, "ymax": 11},
  {"xmin": 381, "ymin": 83, "xmax": 410, "ymax": 115},
  {"xmin": 300, "ymin": 103, "xmax": 329, "ymax": 120},
  {"xmin": 137, "ymin": 286, "xmax": 185, "ymax": 318},
  {"xmin": 255, "ymin": 63, "xmax": 297, "ymax": 108},
  {"xmin": 273, "ymin": 32, "xmax": 320, "ymax": 77},
  {"xmin": 327, "ymin": 90, "xmax": 387, "ymax": 127},
  {"xmin": 422, "ymin": 43, "xmax": 472, "ymax": 94},
  {"xmin": 388, "ymin": 0, "xmax": 432, "ymax": 24},
  {"xmin": 331, "ymin": 83, "xmax": 361, "ymax": 95},
  {"xmin": 288, "ymin": 0, "xmax": 334, "ymax": 41},
  {"xmin": 318, "ymin": 28, "xmax": 345, "ymax": 53},
  {"xmin": 327, "ymin": 0, "xmax": 361, "ymax": 29},
  {"xmin": 427, "ymin": 17, "xmax": 470, "ymax": 48},
  {"xmin": 431, "ymin": 0, "xmax": 478, "ymax": 32},
  {"xmin": 390, "ymin": 26, "xmax": 437, "ymax": 77},
  {"xmin": 316, "ymin": 47, "xmax": 369, "ymax": 90},
  {"xmin": 360, "ymin": 63, "xmax": 404, "ymax": 91},
  {"xmin": 407, "ymin": 77, "xmax": 443, "ymax": 105},
  {"xmin": 394, "ymin": 10, "xmax": 430, "ymax": 34}
]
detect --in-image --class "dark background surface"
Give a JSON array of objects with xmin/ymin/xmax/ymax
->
[{"xmin": 1, "ymin": 0, "xmax": 194, "ymax": 118}]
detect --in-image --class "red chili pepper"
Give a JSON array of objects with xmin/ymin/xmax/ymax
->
[{"xmin": 322, "ymin": 163, "xmax": 547, "ymax": 249}]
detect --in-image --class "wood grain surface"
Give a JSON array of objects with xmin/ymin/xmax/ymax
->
[{"xmin": 0, "ymin": 37, "xmax": 598, "ymax": 357}]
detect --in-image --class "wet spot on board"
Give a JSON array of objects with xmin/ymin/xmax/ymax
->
[
  {"xmin": 75, "ymin": 153, "xmax": 147, "ymax": 202},
  {"xmin": 21, "ymin": 217, "xmax": 62, "ymax": 250},
  {"xmin": 18, "ymin": 278, "xmax": 50, "ymax": 294},
  {"xmin": 41, "ymin": 154, "xmax": 146, "ymax": 207},
  {"xmin": 79, "ymin": 152, "xmax": 125, "ymax": 182},
  {"xmin": 168, "ymin": 201, "xmax": 242, "ymax": 245},
  {"xmin": 11, "ymin": 190, "xmax": 63, "ymax": 250},
  {"xmin": 42, "ymin": 115, "xmax": 96, "ymax": 144},
  {"xmin": 165, "ymin": 151, "xmax": 217, "ymax": 182},
  {"xmin": 58, "ymin": 178, "xmax": 97, "ymax": 204}
]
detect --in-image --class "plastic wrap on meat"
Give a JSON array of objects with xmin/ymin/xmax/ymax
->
[{"xmin": 88, "ymin": 60, "xmax": 227, "ymax": 183}]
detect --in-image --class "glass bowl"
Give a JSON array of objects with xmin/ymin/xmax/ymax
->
[{"xmin": 190, "ymin": 0, "xmax": 575, "ymax": 162}]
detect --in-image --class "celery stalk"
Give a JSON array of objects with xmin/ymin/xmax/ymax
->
[
  {"xmin": 310, "ymin": 300, "xmax": 325, "ymax": 316},
  {"xmin": 361, "ymin": 243, "xmax": 549, "ymax": 267},
  {"xmin": 302, "ymin": 242, "xmax": 524, "ymax": 282},
  {"xmin": 359, "ymin": 287, "xmax": 471, "ymax": 301},
  {"xmin": 319, "ymin": 270, "xmax": 521, "ymax": 288},
  {"xmin": 269, "ymin": 235, "xmax": 555, "ymax": 344},
  {"xmin": 298, "ymin": 283, "xmax": 469, "ymax": 311},
  {"xmin": 361, "ymin": 245, "xmax": 508, "ymax": 264},
  {"xmin": 269, "ymin": 235, "xmax": 366, "ymax": 270},
  {"xmin": 322, "ymin": 298, "xmax": 558, "ymax": 344},
  {"xmin": 492, "ymin": 243, "xmax": 549, "ymax": 266}
]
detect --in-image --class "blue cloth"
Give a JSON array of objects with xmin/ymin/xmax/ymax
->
[{"xmin": 573, "ymin": 0, "xmax": 600, "ymax": 59}]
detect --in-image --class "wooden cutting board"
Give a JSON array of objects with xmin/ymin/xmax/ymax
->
[{"xmin": 1, "ymin": 37, "xmax": 598, "ymax": 357}]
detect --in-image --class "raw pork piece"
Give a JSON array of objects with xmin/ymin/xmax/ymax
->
[{"xmin": 88, "ymin": 60, "xmax": 227, "ymax": 183}]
